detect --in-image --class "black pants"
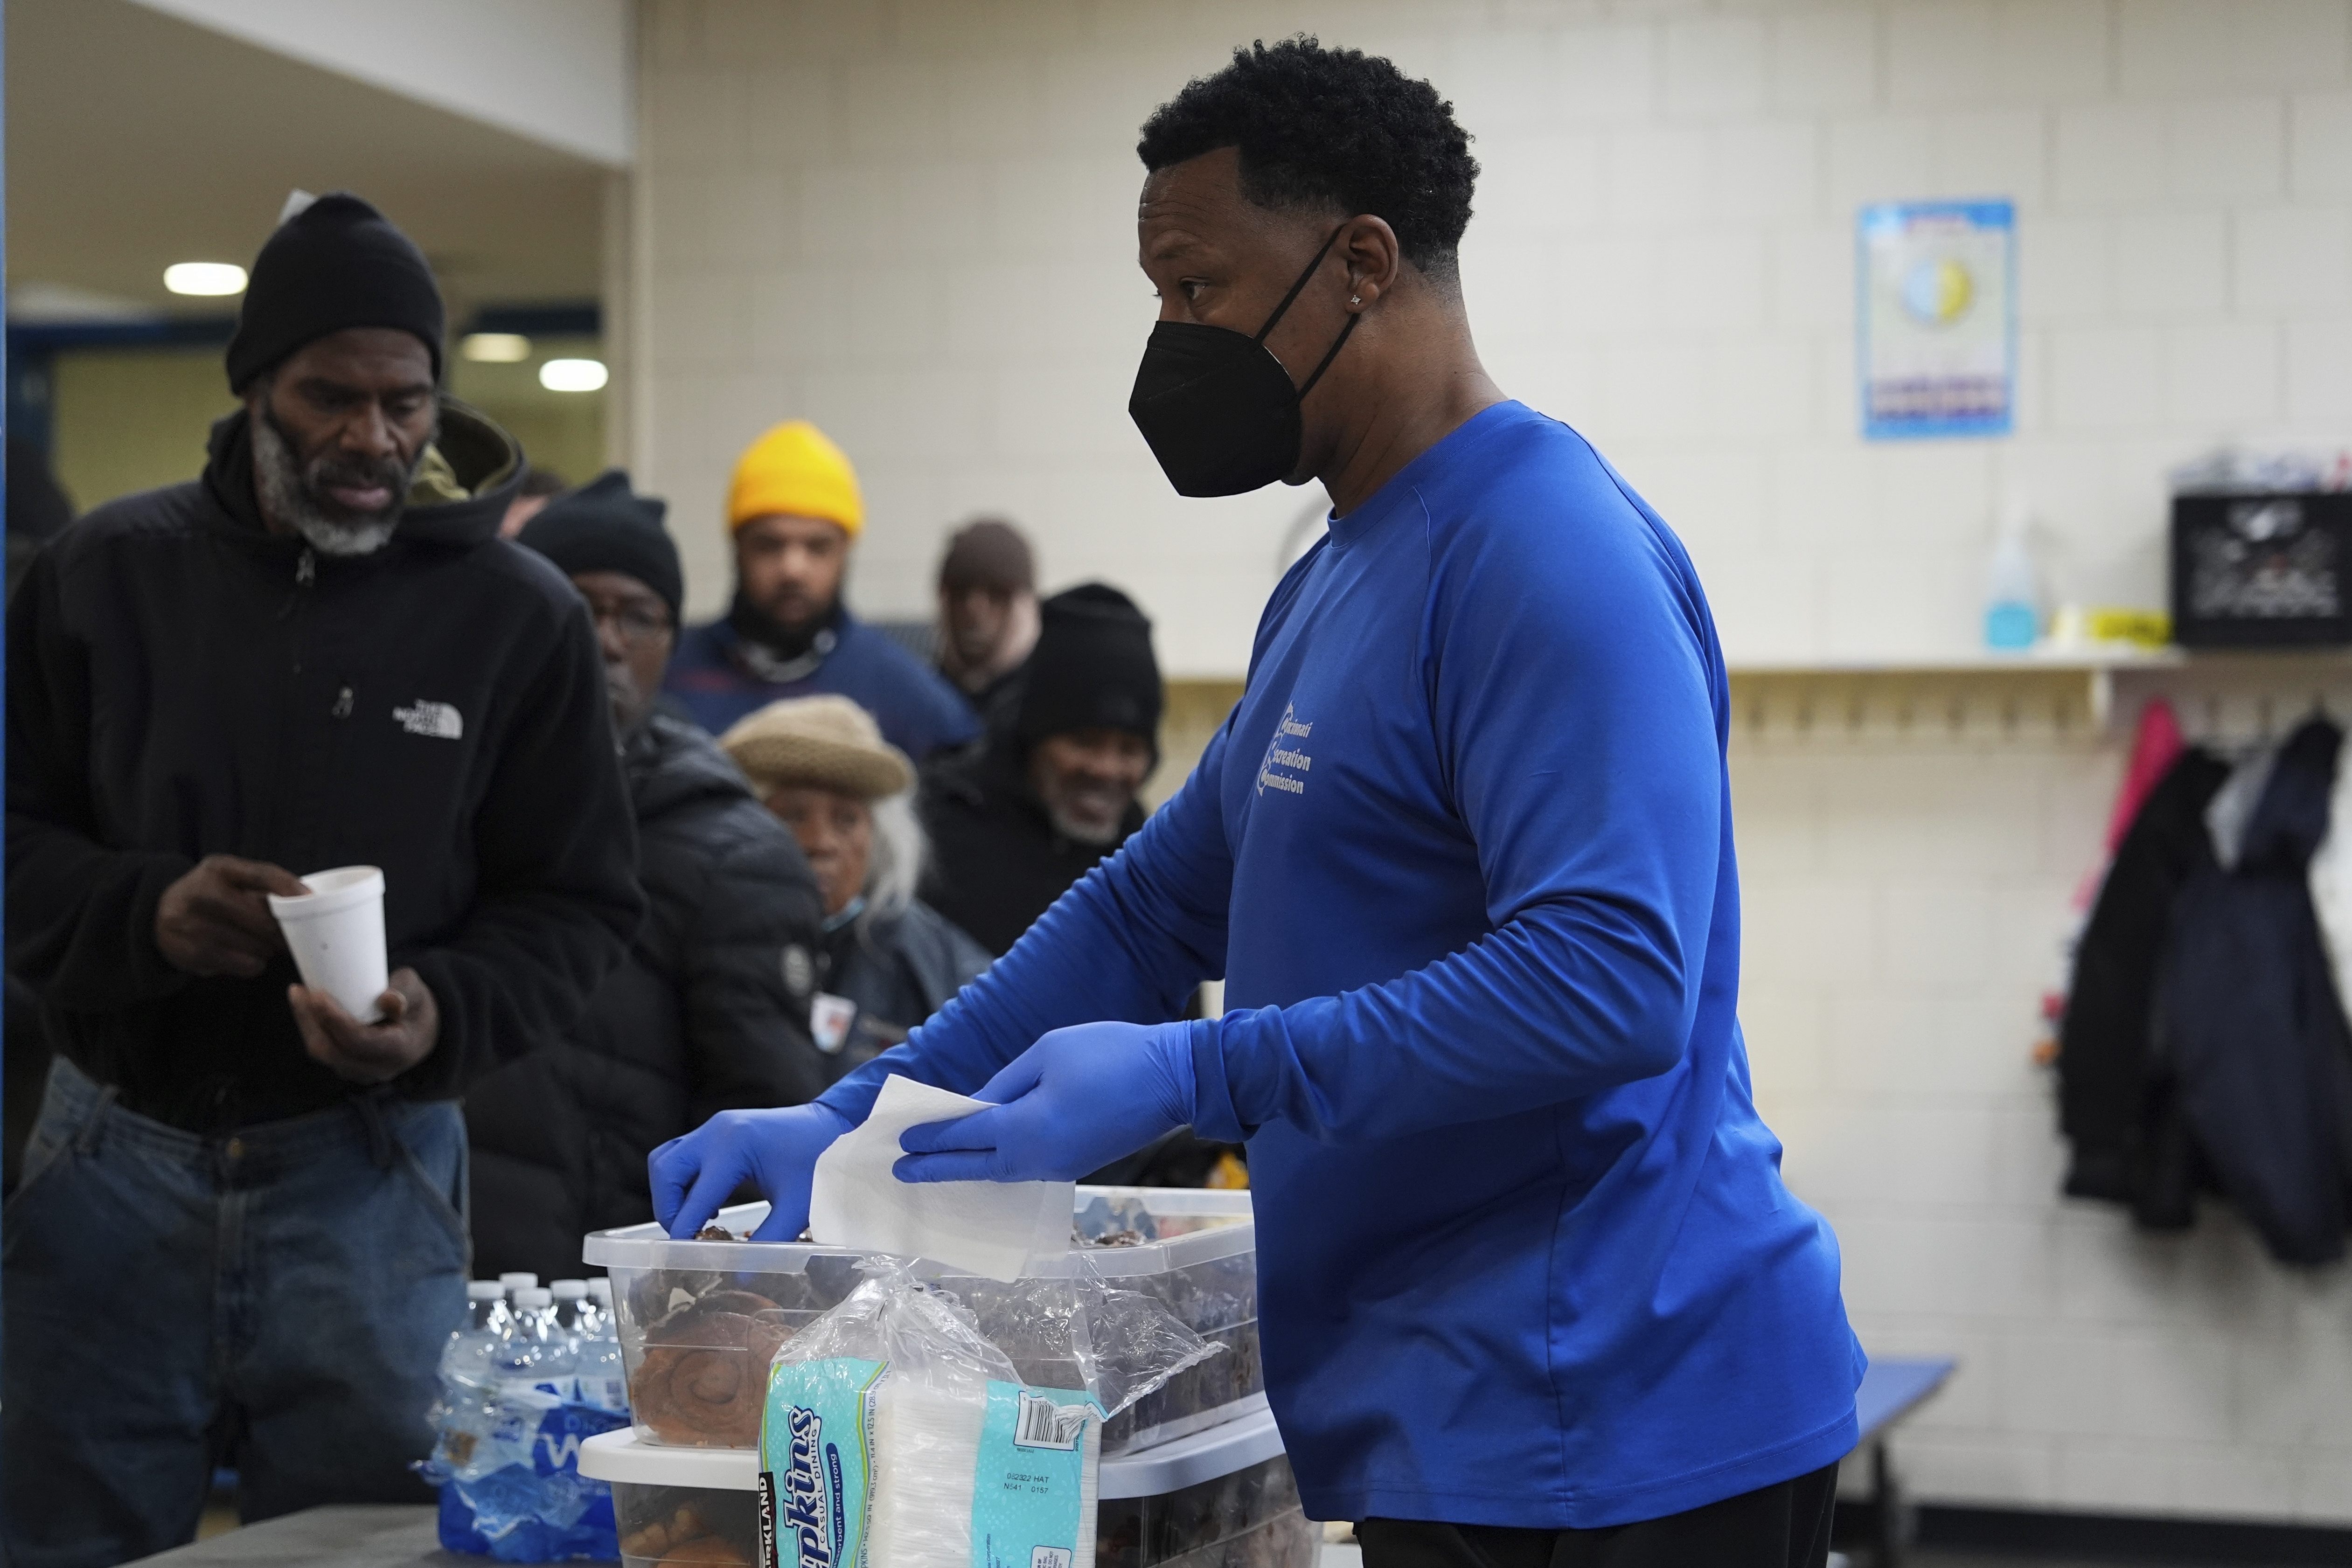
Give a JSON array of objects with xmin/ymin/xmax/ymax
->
[{"xmin": 1358, "ymin": 1463, "xmax": 1840, "ymax": 1568}]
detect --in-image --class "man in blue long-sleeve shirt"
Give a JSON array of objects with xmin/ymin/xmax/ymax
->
[{"xmin": 653, "ymin": 38, "xmax": 1863, "ymax": 1568}]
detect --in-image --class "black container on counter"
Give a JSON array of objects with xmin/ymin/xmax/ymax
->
[{"xmin": 2171, "ymin": 491, "xmax": 2352, "ymax": 648}]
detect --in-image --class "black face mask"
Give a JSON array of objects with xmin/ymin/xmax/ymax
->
[{"xmin": 1128, "ymin": 226, "xmax": 1360, "ymax": 498}]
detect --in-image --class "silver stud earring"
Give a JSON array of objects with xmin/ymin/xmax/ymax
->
[{"xmin": 1350, "ymin": 294, "xmax": 1363, "ymax": 306}]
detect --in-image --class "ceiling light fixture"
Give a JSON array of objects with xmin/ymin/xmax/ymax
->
[
  {"xmin": 461, "ymin": 332, "xmax": 533, "ymax": 363},
  {"xmin": 163, "ymin": 262, "xmax": 248, "ymax": 297},
  {"xmin": 539, "ymin": 358, "xmax": 608, "ymax": 393}
]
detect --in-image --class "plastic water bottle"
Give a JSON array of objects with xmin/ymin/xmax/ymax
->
[
  {"xmin": 519, "ymin": 1288, "xmax": 562, "ymax": 1332},
  {"xmin": 470, "ymin": 1279, "xmax": 515, "ymax": 1334},
  {"xmin": 429, "ymin": 1283, "xmax": 523, "ymax": 1487},
  {"xmin": 491, "ymin": 1288, "xmax": 556, "ymax": 1401},
  {"xmin": 424, "ymin": 1284, "xmax": 626, "ymax": 1561},
  {"xmin": 440, "ymin": 1281, "xmax": 512, "ymax": 1390},
  {"xmin": 498, "ymin": 1271, "xmax": 538, "ymax": 1299},
  {"xmin": 570, "ymin": 1283, "xmax": 609, "ymax": 1345},
  {"xmin": 510, "ymin": 1287, "xmax": 576, "ymax": 1403},
  {"xmin": 574, "ymin": 1284, "xmax": 629, "ymax": 1415},
  {"xmin": 549, "ymin": 1279, "xmax": 589, "ymax": 1338}
]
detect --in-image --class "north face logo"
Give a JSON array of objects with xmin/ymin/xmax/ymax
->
[{"xmin": 392, "ymin": 700, "xmax": 464, "ymax": 740}]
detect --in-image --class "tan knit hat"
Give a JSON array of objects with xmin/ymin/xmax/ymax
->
[{"xmin": 719, "ymin": 695, "xmax": 915, "ymax": 800}]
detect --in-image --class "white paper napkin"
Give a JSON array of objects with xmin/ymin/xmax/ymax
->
[{"xmin": 808, "ymin": 1075, "xmax": 1073, "ymax": 1282}]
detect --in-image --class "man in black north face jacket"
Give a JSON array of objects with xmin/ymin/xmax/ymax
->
[
  {"xmin": 466, "ymin": 472, "xmax": 831, "ymax": 1282},
  {"xmin": 3, "ymin": 194, "xmax": 641, "ymax": 1568}
]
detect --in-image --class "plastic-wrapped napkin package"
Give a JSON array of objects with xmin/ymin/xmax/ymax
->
[
  {"xmin": 756, "ymin": 1264, "xmax": 1106, "ymax": 1568},
  {"xmin": 583, "ymin": 1187, "xmax": 1260, "ymax": 1457},
  {"xmin": 579, "ymin": 1405, "xmax": 1314, "ymax": 1568}
]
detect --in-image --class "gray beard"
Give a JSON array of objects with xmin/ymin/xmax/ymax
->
[
  {"xmin": 252, "ymin": 409, "xmax": 409, "ymax": 557},
  {"xmin": 1045, "ymin": 803, "xmax": 1124, "ymax": 847},
  {"xmin": 294, "ymin": 515, "xmax": 398, "ymax": 557}
]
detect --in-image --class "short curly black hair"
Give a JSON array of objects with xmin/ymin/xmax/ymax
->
[{"xmin": 1137, "ymin": 37, "xmax": 1477, "ymax": 282}]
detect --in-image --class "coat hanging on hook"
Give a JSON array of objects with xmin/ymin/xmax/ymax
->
[
  {"xmin": 2059, "ymin": 745, "xmax": 2229, "ymax": 1207},
  {"xmin": 2154, "ymin": 716, "xmax": 2352, "ymax": 1265}
]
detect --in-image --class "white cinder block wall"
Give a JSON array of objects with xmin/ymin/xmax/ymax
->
[
  {"xmin": 633, "ymin": 0, "xmax": 2352, "ymax": 1524},
  {"xmin": 1739, "ymin": 727, "xmax": 2352, "ymax": 1522}
]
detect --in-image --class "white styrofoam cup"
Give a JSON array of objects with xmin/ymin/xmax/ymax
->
[{"xmin": 267, "ymin": 866, "xmax": 389, "ymax": 1024}]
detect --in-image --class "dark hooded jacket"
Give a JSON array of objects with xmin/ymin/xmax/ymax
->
[
  {"xmin": 2152, "ymin": 718, "xmax": 2352, "ymax": 1264},
  {"xmin": 4, "ymin": 402, "xmax": 643, "ymax": 1132},
  {"xmin": 918, "ymin": 740, "xmax": 1147, "ymax": 957},
  {"xmin": 464, "ymin": 708, "xmax": 829, "ymax": 1280},
  {"xmin": 2060, "ymin": 747, "xmax": 2231, "ymax": 1210}
]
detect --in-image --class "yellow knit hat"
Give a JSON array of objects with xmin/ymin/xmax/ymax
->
[{"xmin": 726, "ymin": 420, "xmax": 864, "ymax": 536}]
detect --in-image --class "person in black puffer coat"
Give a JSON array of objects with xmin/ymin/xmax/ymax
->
[{"xmin": 465, "ymin": 473, "xmax": 829, "ymax": 1281}]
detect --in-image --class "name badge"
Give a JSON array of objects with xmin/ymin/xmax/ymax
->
[{"xmin": 810, "ymin": 992, "xmax": 858, "ymax": 1055}]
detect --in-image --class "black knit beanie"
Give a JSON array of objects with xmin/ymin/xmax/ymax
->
[
  {"xmin": 225, "ymin": 193, "xmax": 445, "ymax": 393},
  {"xmin": 516, "ymin": 470, "xmax": 683, "ymax": 625},
  {"xmin": 1016, "ymin": 583, "xmax": 1162, "ymax": 746}
]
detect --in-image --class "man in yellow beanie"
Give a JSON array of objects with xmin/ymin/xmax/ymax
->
[{"xmin": 663, "ymin": 420, "xmax": 979, "ymax": 759}]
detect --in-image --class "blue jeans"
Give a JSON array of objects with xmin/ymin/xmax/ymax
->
[{"xmin": 2, "ymin": 1058, "xmax": 469, "ymax": 1568}]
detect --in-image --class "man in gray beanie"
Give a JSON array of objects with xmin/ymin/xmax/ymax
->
[{"xmin": 5, "ymin": 193, "xmax": 642, "ymax": 1565}]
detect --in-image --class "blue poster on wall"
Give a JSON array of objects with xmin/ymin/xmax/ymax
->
[{"xmin": 1857, "ymin": 199, "xmax": 2015, "ymax": 440}]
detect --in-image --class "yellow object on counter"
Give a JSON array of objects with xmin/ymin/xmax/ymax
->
[{"xmin": 2048, "ymin": 604, "xmax": 2173, "ymax": 652}]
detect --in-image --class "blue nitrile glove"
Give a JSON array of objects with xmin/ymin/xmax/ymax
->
[
  {"xmin": 894, "ymin": 1020, "xmax": 1198, "ymax": 1184},
  {"xmin": 648, "ymin": 1103, "xmax": 854, "ymax": 1241}
]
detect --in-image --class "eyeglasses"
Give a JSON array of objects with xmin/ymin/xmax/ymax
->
[{"xmin": 581, "ymin": 598, "xmax": 673, "ymax": 643}]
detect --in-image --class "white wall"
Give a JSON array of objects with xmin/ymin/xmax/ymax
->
[
  {"xmin": 635, "ymin": 0, "xmax": 2350, "ymax": 673},
  {"xmin": 1735, "ymin": 710, "xmax": 2352, "ymax": 1524},
  {"xmin": 129, "ymin": 0, "xmax": 634, "ymax": 167},
  {"xmin": 634, "ymin": 0, "xmax": 2352, "ymax": 1524}
]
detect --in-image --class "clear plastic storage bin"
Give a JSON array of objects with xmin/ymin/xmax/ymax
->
[
  {"xmin": 582, "ymin": 1187, "xmax": 1259, "ymax": 1455},
  {"xmin": 578, "ymin": 1437, "xmax": 759, "ymax": 1567},
  {"xmin": 1095, "ymin": 1407, "xmax": 1318, "ymax": 1568},
  {"xmin": 577, "ymin": 1404, "xmax": 1314, "ymax": 1568}
]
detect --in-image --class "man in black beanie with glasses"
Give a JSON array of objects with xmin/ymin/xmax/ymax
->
[
  {"xmin": 919, "ymin": 583, "xmax": 1161, "ymax": 956},
  {"xmin": 466, "ymin": 471, "xmax": 828, "ymax": 1283},
  {"xmin": 5, "ymin": 192, "xmax": 642, "ymax": 1566}
]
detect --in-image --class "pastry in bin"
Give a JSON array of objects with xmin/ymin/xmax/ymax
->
[
  {"xmin": 619, "ymin": 1501, "xmax": 754, "ymax": 1566},
  {"xmin": 629, "ymin": 1291, "xmax": 795, "ymax": 1448}
]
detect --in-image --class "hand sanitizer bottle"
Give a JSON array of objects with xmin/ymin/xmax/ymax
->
[{"xmin": 1984, "ymin": 502, "xmax": 2040, "ymax": 651}]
